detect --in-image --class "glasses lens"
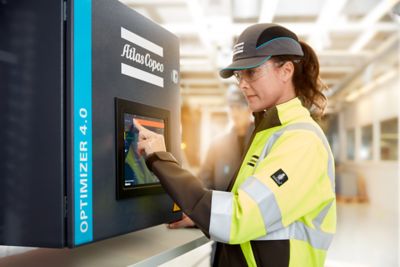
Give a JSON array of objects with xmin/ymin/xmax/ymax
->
[
  {"xmin": 233, "ymin": 62, "xmax": 270, "ymax": 83},
  {"xmin": 245, "ymin": 69, "xmax": 258, "ymax": 81},
  {"xmin": 238, "ymin": 68, "xmax": 260, "ymax": 82},
  {"xmin": 233, "ymin": 72, "xmax": 241, "ymax": 83}
]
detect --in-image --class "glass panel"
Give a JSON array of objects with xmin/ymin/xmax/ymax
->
[
  {"xmin": 380, "ymin": 118, "xmax": 398, "ymax": 160},
  {"xmin": 360, "ymin": 124, "xmax": 373, "ymax": 160},
  {"xmin": 346, "ymin": 128, "xmax": 355, "ymax": 160}
]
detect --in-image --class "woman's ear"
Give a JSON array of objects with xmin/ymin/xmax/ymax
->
[{"xmin": 279, "ymin": 61, "xmax": 294, "ymax": 83}]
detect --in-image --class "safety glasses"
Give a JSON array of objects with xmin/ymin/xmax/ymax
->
[{"xmin": 233, "ymin": 61, "xmax": 272, "ymax": 84}]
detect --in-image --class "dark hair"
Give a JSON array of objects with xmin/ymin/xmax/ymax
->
[{"xmin": 272, "ymin": 41, "xmax": 327, "ymax": 119}]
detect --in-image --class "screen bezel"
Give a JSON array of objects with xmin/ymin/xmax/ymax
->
[{"xmin": 115, "ymin": 98, "xmax": 170, "ymax": 199}]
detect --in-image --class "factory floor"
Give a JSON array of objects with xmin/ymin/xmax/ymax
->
[
  {"xmin": 326, "ymin": 202, "xmax": 398, "ymax": 267},
  {"xmin": 163, "ymin": 202, "xmax": 399, "ymax": 267},
  {"xmin": 0, "ymin": 202, "xmax": 398, "ymax": 267}
]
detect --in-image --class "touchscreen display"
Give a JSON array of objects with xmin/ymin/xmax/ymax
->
[{"xmin": 123, "ymin": 114, "xmax": 165, "ymax": 187}]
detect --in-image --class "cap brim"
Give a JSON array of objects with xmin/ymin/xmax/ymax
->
[{"xmin": 219, "ymin": 56, "xmax": 271, "ymax": 79}]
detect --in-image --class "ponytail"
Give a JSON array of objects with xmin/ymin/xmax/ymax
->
[{"xmin": 272, "ymin": 41, "xmax": 327, "ymax": 120}]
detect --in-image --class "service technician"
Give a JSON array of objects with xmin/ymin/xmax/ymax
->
[{"xmin": 135, "ymin": 23, "xmax": 336, "ymax": 267}]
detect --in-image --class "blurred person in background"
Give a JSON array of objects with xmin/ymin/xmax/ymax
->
[
  {"xmin": 135, "ymin": 23, "xmax": 335, "ymax": 267},
  {"xmin": 200, "ymin": 85, "xmax": 254, "ymax": 191},
  {"xmin": 168, "ymin": 85, "xmax": 254, "ymax": 229}
]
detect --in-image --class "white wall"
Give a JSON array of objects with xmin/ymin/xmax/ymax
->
[
  {"xmin": 341, "ymin": 79, "xmax": 399, "ymax": 129},
  {"xmin": 338, "ymin": 77, "xmax": 399, "ymax": 214}
]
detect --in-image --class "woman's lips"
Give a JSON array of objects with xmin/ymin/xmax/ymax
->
[{"xmin": 246, "ymin": 95, "xmax": 257, "ymax": 101}]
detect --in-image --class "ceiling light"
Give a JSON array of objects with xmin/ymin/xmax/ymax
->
[{"xmin": 232, "ymin": 0, "xmax": 260, "ymax": 21}]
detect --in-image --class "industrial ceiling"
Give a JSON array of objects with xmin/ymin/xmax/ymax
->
[{"xmin": 119, "ymin": 0, "xmax": 400, "ymax": 112}]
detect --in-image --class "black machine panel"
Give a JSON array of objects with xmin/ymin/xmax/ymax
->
[
  {"xmin": 115, "ymin": 98, "xmax": 171, "ymax": 199},
  {"xmin": 81, "ymin": 0, "xmax": 181, "ymax": 247},
  {"xmin": 0, "ymin": 0, "xmax": 65, "ymax": 248},
  {"xmin": 0, "ymin": 0, "xmax": 181, "ymax": 248}
]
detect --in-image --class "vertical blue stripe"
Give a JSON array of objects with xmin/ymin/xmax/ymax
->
[{"xmin": 73, "ymin": 0, "xmax": 93, "ymax": 245}]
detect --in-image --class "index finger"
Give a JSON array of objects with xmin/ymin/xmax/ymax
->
[
  {"xmin": 133, "ymin": 118, "xmax": 154, "ymax": 140},
  {"xmin": 133, "ymin": 118, "xmax": 146, "ymax": 131}
]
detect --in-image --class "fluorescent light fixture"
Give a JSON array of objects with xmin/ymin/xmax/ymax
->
[
  {"xmin": 345, "ymin": 69, "xmax": 397, "ymax": 102},
  {"xmin": 232, "ymin": 0, "xmax": 260, "ymax": 20},
  {"xmin": 259, "ymin": 0, "xmax": 279, "ymax": 22},
  {"xmin": 350, "ymin": 0, "xmax": 399, "ymax": 52},
  {"xmin": 350, "ymin": 30, "xmax": 376, "ymax": 52},
  {"xmin": 307, "ymin": 0, "xmax": 348, "ymax": 51}
]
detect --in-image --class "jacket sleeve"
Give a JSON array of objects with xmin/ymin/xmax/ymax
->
[
  {"xmin": 146, "ymin": 152, "xmax": 212, "ymax": 236},
  {"xmin": 208, "ymin": 130, "xmax": 335, "ymax": 244}
]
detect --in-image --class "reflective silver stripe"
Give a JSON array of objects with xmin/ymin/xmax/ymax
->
[
  {"xmin": 240, "ymin": 176, "xmax": 283, "ymax": 232},
  {"xmin": 255, "ymin": 122, "xmax": 335, "ymax": 190},
  {"xmin": 313, "ymin": 201, "xmax": 334, "ymax": 230},
  {"xmin": 255, "ymin": 130, "xmax": 285, "ymax": 169},
  {"xmin": 209, "ymin": 190, "xmax": 233, "ymax": 243},
  {"xmin": 241, "ymin": 176, "xmax": 334, "ymax": 249},
  {"xmin": 256, "ymin": 221, "xmax": 334, "ymax": 250}
]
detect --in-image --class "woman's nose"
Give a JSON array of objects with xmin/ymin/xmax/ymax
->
[{"xmin": 238, "ymin": 79, "xmax": 249, "ymax": 92}]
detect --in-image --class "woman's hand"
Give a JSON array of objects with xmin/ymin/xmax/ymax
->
[
  {"xmin": 133, "ymin": 119, "xmax": 166, "ymax": 156},
  {"xmin": 168, "ymin": 213, "xmax": 195, "ymax": 229}
]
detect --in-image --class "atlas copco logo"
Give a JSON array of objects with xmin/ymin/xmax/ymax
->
[
  {"xmin": 120, "ymin": 27, "xmax": 166, "ymax": 88},
  {"xmin": 121, "ymin": 44, "xmax": 164, "ymax": 73}
]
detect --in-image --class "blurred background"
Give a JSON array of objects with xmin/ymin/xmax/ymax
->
[
  {"xmin": 118, "ymin": 0, "xmax": 400, "ymax": 266},
  {"xmin": 1, "ymin": 0, "xmax": 399, "ymax": 266}
]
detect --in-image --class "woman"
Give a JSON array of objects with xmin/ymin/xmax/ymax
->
[{"xmin": 135, "ymin": 23, "xmax": 336, "ymax": 267}]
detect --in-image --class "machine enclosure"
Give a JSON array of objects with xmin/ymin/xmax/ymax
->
[{"xmin": 0, "ymin": 0, "xmax": 181, "ymax": 247}]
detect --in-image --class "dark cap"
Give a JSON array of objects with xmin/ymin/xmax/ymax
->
[{"xmin": 220, "ymin": 23, "xmax": 304, "ymax": 79}]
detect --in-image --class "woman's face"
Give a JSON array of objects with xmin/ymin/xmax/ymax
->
[{"xmin": 236, "ymin": 61, "xmax": 294, "ymax": 112}]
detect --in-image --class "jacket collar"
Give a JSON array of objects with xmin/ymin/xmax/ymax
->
[
  {"xmin": 253, "ymin": 97, "xmax": 310, "ymax": 134},
  {"xmin": 227, "ymin": 97, "xmax": 309, "ymax": 192}
]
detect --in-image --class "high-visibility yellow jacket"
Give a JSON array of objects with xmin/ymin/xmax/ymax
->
[{"xmin": 147, "ymin": 97, "xmax": 336, "ymax": 267}]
